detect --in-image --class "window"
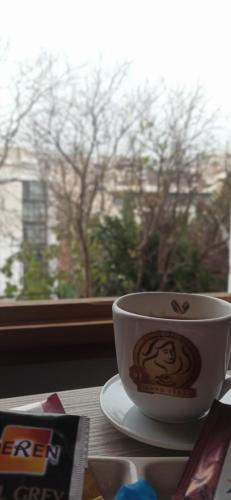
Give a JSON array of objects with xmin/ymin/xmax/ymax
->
[
  {"xmin": 0, "ymin": 2, "xmax": 230, "ymax": 389},
  {"xmin": 23, "ymin": 181, "xmax": 47, "ymax": 248},
  {"xmin": 0, "ymin": 0, "xmax": 229, "ymax": 300}
]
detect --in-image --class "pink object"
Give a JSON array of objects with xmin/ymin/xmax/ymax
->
[
  {"xmin": 13, "ymin": 392, "xmax": 65, "ymax": 414},
  {"xmin": 42, "ymin": 393, "xmax": 65, "ymax": 413}
]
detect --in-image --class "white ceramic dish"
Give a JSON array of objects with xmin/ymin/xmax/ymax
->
[
  {"xmin": 89, "ymin": 456, "xmax": 137, "ymax": 499},
  {"xmin": 100, "ymin": 374, "xmax": 218, "ymax": 450},
  {"xmin": 89, "ymin": 456, "xmax": 188, "ymax": 500}
]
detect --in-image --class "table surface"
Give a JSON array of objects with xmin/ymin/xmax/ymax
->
[{"xmin": 0, "ymin": 386, "xmax": 188, "ymax": 458}]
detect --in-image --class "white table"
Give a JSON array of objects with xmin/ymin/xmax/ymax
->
[{"xmin": 0, "ymin": 386, "xmax": 188, "ymax": 458}]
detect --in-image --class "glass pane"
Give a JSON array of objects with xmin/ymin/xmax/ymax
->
[
  {"xmin": 23, "ymin": 202, "xmax": 46, "ymax": 223},
  {"xmin": 0, "ymin": 1, "xmax": 229, "ymax": 299},
  {"xmin": 23, "ymin": 181, "xmax": 47, "ymax": 202},
  {"xmin": 24, "ymin": 225, "xmax": 47, "ymax": 246}
]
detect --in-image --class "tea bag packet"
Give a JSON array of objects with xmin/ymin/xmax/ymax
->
[
  {"xmin": 13, "ymin": 393, "xmax": 65, "ymax": 414},
  {"xmin": 172, "ymin": 400, "xmax": 231, "ymax": 499},
  {"xmin": 0, "ymin": 410, "xmax": 89, "ymax": 500}
]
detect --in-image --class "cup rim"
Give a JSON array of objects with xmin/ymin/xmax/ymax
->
[{"xmin": 112, "ymin": 291, "xmax": 231, "ymax": 323}]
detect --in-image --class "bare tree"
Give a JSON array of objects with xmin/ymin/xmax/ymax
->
[
  {"xmin": 16, "ymin": 58, "xmax": 225, "ymax": 297},
  {"xmin": 0, "ymin": 49, "xmax": 66, "ymax": 260},
  {"xmin": 27, "ymin": 62, "xmax": 141, "ymax": 296},
  {"xmin": 123, "ymin": 85, "xmax": 222, "ymax": 289},
  {"xmin": 0, "ymin": 47, "xmax": 55, "ymax": 169}
]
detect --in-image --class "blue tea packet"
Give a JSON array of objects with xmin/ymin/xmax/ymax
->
[{"xmin": 115, "ymin": 479, "xmax": 158, "ymax": 499}]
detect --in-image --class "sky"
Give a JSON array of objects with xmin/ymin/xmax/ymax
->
[{"xmin": 1, "ymin": 0, "xmax": 231, "ymax": 137}]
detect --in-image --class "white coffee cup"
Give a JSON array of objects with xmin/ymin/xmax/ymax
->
[{"xmin": 112, "ymin": 292, "xmax": 231, "ymax": 423}]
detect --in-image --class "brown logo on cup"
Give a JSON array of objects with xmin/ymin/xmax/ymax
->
[
  {"xmin": 171, "ymin": 299, "xmax": 190, "ymax": 314},
  {"xmin": 129, "ymin": 331, "xmax": 201, "ymax": 398}
]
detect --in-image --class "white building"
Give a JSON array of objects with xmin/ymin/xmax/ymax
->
[{"xmin": 0, "ymin": 149, "xmax": 55, "ymax": 296}]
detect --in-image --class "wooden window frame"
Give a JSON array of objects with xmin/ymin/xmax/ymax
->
[
  {"xmin": 1, "ymin": 293, "xmax": 231, "ymax": 367},
  {"xmin": 0, "ymin": 298, "xmax": 115, "ymax": 366}
]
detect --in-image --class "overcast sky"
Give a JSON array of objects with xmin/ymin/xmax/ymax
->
[{"xmin": 1, "ymin": 0, "xmax": 231, "ymax": 137}]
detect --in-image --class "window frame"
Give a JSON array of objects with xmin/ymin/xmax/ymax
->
[
  {"xmin": 0, "ymin": 297, "xmax": 115, "ymax": 367},
  {"xmin": 1, "ymin": 293, "xmax": 230, "ymax": 367}
]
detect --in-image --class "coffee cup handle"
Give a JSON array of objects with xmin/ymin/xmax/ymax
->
[{"xmin": 219, "ymin": 376, "xmax": 231, "ymax": 399}]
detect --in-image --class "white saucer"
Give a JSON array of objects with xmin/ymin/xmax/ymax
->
[{"xmin": 100, "ymin": 374, "xmax": 231, "ymax": 451}]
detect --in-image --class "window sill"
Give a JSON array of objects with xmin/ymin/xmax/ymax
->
[
  {"xmin": 1, "ymin": 293, "xmax": 231, "ymax": 366},
  {"xmin": 0, "ymin": 297, "xmax": 115, "ymax": 365}
]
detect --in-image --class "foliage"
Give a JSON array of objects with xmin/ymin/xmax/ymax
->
[
  {"xmin": 1, "ymin": 212, "xmax": 227, "ymax": 299},
  {"xmin": 92, "ymin": 197, "xmax": 140, "ymax": 295},
  {"xmin": 0, "ymin": 245, "xmax": 77, "ymax": 300},
  {"xmin": 161, "ymin": 228, "xmax": 226, "ymax": 293},
  {"xmin": 90, "ymin": 201, "xmax": 226, "ymax": 296}
]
